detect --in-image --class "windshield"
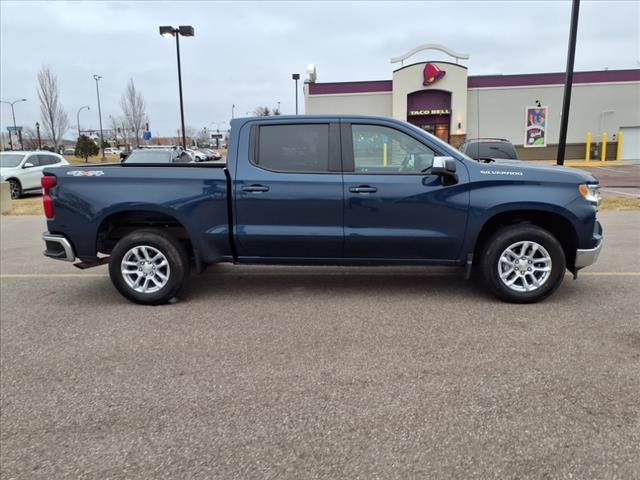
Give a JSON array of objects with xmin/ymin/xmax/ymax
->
[
  {"xmin": 0, "ymin": 154, "xmax": 26, "ymax": 168},
  {"xmin": 123, "ymin": 150, "xmax": 173, "ymax": 164}
]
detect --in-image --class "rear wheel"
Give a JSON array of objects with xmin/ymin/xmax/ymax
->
[
  {"xmin": 8, "ymin": 179, "xmax": 22, "ymax": 199},
  {"xmin": 108, "ymin": 229, "xmax": 190, "ymax": 305},
  {"xmin": 480, "ymin": 225, "xmax": 566, "ymax": 303}
]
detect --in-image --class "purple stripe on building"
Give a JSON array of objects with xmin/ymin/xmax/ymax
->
[
  {"xmin": 307, "ymin": 69, "xmax": 640, "ymax": 95},
  {"xmin": 308, "ymin": 80, "xmax": 392, "ymax": 95},
  {"xmin": 467, "ymin": 69, "xmax": 640, "ymax": 88}
]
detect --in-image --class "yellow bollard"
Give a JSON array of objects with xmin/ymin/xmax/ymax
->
[
  {"xmin": 601, "ymin": 132, "xmax": 607, "ymax": 161},
  {"xmin": 616, "ymin": 132, "xmax": 623, "ymax": 161},
  {"xmin": 585, "ymin": 132, "xmax": 591, "ymax": 161},
  {"xmin": 383, "ymin": 143, "xmax": 388, "ymax": 166}
]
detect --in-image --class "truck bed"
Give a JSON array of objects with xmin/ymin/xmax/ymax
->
[{"xmin": 44, "ymin": 163, "xmax": 232, "ymax": 264}]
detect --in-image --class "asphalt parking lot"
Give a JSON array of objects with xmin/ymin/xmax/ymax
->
[
  {"xmin": 1, "ymin": 214, "xmax": 639, "ymax": 479},
  {"xmin": 581, "ymin": 163, "xmax": 640, "ymax": 198}
]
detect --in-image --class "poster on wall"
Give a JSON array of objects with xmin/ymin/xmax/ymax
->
[{"xmin": 524, "ymin": 106, "xmax": 547, "ymax": 147}]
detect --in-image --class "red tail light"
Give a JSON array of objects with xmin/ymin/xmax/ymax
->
[{"xmin": 41, "ymin": 175, "xmax": 57, "ymax": 219}]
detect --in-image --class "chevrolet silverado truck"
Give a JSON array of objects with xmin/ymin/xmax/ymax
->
[{"xmin": 41, "ymin": 116, "xmax": 603, "ymax": 305}]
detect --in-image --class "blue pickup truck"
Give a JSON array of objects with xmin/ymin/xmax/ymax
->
[{"xmin": 41, "ymin": 115, "xmax": 603, "ymax": 305}]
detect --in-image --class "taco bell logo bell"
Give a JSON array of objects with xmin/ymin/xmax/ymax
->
[{"xmin": 423, "ymin": 63, "xmax": 446, "ymax": 86}]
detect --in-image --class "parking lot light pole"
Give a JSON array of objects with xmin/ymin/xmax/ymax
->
[
  {"xmin": 92, "ymin": 75, "xmax": 105, "ymax": 160},
  {"xmin": 76, "ymin": 105, "xmax": 90, "ymax": 138},
  {"xmin": 292, "ymin": 74, "xmax": 300, "ymax": 114},
  {"xmin": 35, "ymin": 122, "xmax": 42, "ymax": 149},
  {"xmin": 1, "ymin": 98, "xmax": 27, "ymax": 150},
  {"xmin": 160, "ymin": 25, "xmax": 194, "ymax": 150},
  {"xmin": 557, "ymin": 0, "xmax": 580, "ymax": 166}
]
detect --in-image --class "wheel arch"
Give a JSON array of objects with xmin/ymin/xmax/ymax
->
[
  {"xmin": 471, "ymin": 208, "xmax": 579, "ymax": 270},
  {"xmin": 95, "ymin": 208, "xmax": 204, "ymax": 271}
]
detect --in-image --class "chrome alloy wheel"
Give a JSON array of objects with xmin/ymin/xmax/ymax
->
[
  {"xmin": 121, "ymin": 245, "xmax": 170, "ymax": 294},
  {"xmin": 9, "ymin": 180, "xmax": 20, "ymax": 199},
  {"xmin": 497, "ymin": 241, "xmax": 552, "ymax": 293}
]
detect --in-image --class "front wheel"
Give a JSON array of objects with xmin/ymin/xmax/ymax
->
[
  {"xmin": 480, "ymin": 225, "xmax": 566, "ymax": 303},
  {"xmin": 108, "ymin": 229, "xmax": 190, "ymax": 305}
]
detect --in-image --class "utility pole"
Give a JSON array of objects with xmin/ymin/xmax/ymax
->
[{"xmin": 93, "ymin": 75, "xmax": 105, "ymax": 160}]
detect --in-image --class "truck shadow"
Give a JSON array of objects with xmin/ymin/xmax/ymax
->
[{"xmin": 183, "ymin": 265, "xmax": 491, "ymax": 302}]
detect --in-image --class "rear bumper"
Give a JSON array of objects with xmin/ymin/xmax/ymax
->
[
  {"xmin": 42, "ymin": 232, "xmax": 75, "ymax": 262},
  {"xmin": 575, "ymin": 221, "xmax": 603, "ymax": 269}
]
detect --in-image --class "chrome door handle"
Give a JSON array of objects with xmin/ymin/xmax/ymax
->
[
  {"xmin": 241, "ymin": 185, "xmax": 270, "ymax": 193},
  {"xmin": 349, "ymin": 186, "xmax": 377, "ymax": 194}
]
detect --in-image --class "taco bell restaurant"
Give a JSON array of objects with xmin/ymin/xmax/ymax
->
[{"xmin": 303, "ymin": 44, "xmax": 640, "ymax": 160}]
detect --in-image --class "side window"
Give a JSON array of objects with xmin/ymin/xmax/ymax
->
[
  {"xmin": 255, "ymin": 124, "xmax": 329, "ymax": 173},
  {"xmin": 351, "ymin": 124, "xmax": 435, "ymax": 174},
  {"xmin": 40, "ymin": 155, "xmax": 59, "ymax": 165},
  {"xmin": 25, "ymin": 155, "xmax": 40, "ymax": 167}
]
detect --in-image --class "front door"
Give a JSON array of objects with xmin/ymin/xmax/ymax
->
[
  {"xmin": 342, "ymin": 121, "xmax": 469, "ymax": 261},
  {"xmin": 234, "ymin": 121, "xmax": 343, "ymax": 259},
  {"xmin": 21, "ymin": 154, "xmax": 46, "ymax": 190}
]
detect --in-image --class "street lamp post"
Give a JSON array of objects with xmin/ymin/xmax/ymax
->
[
  {"xmin": 93, "ymin": 75, "xmax": 105, "ymax": 159},
  {"xmin": 35, "ymin": 122, "xmax": 42, "ymax": 149},
  {"xmin": 232, "ymin": 103, "xmax": 235, "ymax": 120},
  {"xmin": 159, "ymin": 25, "xmax": 195, "ymax": 150},
  {"xmin": 76, "ymin": 105, "xmax": 90, "ymax": 138},
  {"xmin": 0, "ymin": 98, "xmax": 27, "ymax": 150},
  {"xmin": 292, "ymin": 73, "xmax": 300, "ymax": 114}
]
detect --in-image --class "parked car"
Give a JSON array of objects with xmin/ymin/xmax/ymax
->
[
  {"xmin": 41, "ymin": 115, "xmax": 602, "ymax": 305},
  {"xmin": 184, "ymin": 149, "xmax": 209, "ymax": 162},
  {"xmin": 121, "ymin": 148, "xmax": 191, "ymax": 164},
  {"xmin": 459, "ymin": 138, "xmax": 519, "ymax": 162},
  {"xmin": 104, "ymin": 147, "xmax": 122, "ymax": 156},
  {"xmin": 63, "ymin": 148, "xmax": 75, "ymax": 155},
  {"xmin": 199, "ymin": 148, "xmax": 223, "ymax": 161},
  {"xmin": 0, "ymin": 151, "xmax": 68, "ymax": 199}
]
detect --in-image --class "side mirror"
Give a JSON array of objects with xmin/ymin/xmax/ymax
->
[
  {"xmin": 431, "ymin": 156, "xmax": 457, "ymax": 174},
  {"xmin": 23, "ymin": 162, "xmax": 35, "ymax": 168},
  {"xmin": 431, "ymin": 156, "xmax": 458, "ymax": 184}
]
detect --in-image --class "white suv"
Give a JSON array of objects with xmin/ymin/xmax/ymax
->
[{"xmin": 0, "ymin": 151, "xmax": 69, "ymax": 198}]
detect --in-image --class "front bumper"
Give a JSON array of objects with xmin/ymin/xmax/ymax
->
[
  {"xmin": 42, "ymin": 232, "xmax": 75, "ymax": 262},
  {"xmin": 575, "ymin": 221, "xmax": 603, "ymax": 269}
]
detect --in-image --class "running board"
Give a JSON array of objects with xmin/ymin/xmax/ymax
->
[{"xmin": 73, "ymin": 257, "xmax": 110, "ymax": 269}]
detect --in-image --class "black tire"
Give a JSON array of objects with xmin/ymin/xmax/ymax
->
[
  {"xmin": 480, "ymin": 224, "xmax": 566, "ymax": 303},
  {"xmin": 8, "ymin": 179, "xmax": 22, "ymax": 199},
  {"xmin": 108, "ymin": 229, "xmax": 190, "ymax": 305}
]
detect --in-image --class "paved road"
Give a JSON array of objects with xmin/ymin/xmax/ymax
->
[
  {"xmin": 580, "ymin": 164, "xmax": 640, "ymax": 198},
  {"xmin": 1, "ymin": 214, "xmax": 639, "ymax": 479}
]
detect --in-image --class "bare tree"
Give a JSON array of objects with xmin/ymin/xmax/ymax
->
[
  {"xmin": 196, "ymin": 128, "xmax": 209, "ymax": 146},
  {"xmin": 109, "ymin": 116, "xmax": 129, "ymax": 149},
  {"xmin": 120, "ymin": 78, "xmax": 147, "ymax": 147},
  {"xmin": 177, "ymin": 126, "xmax": 196, "ymax": 147},
  {"xmin": 37, "ymin": 66, "xmax": 69, "ymax": 151},
  {"xmin": 22, "ymin": 127, "xmax": 39, "ymax": 150}
]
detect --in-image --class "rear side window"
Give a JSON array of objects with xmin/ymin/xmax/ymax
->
[
  {"xmin": 255, "ymin": 124, "xmax": 329, "ymax": 173},
  {"xmin": 39, "ymin": 155, "xmax": 60, "ymax": 165}
]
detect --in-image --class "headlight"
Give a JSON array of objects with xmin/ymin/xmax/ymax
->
[{"xmin": 579, "ymin": 183, "xmax": 602, "ymax": 209}]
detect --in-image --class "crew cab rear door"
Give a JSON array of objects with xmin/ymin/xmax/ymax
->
[
  {"xmin": 234, "ymin": 120, "xmax": 343, "ymax": 259},
  {"xmin": 341, "ymin": 120, "xmax": 469, "ymax": 261}
]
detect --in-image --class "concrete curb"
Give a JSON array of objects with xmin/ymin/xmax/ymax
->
[{"xmin": 0, "ymin": 182, "xmax": 12, "ymax": 213}]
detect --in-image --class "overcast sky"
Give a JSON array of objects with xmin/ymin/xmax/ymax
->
[{"xmin": 1, "ymin": 0, "xmax": 638, "ymax": 138}]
